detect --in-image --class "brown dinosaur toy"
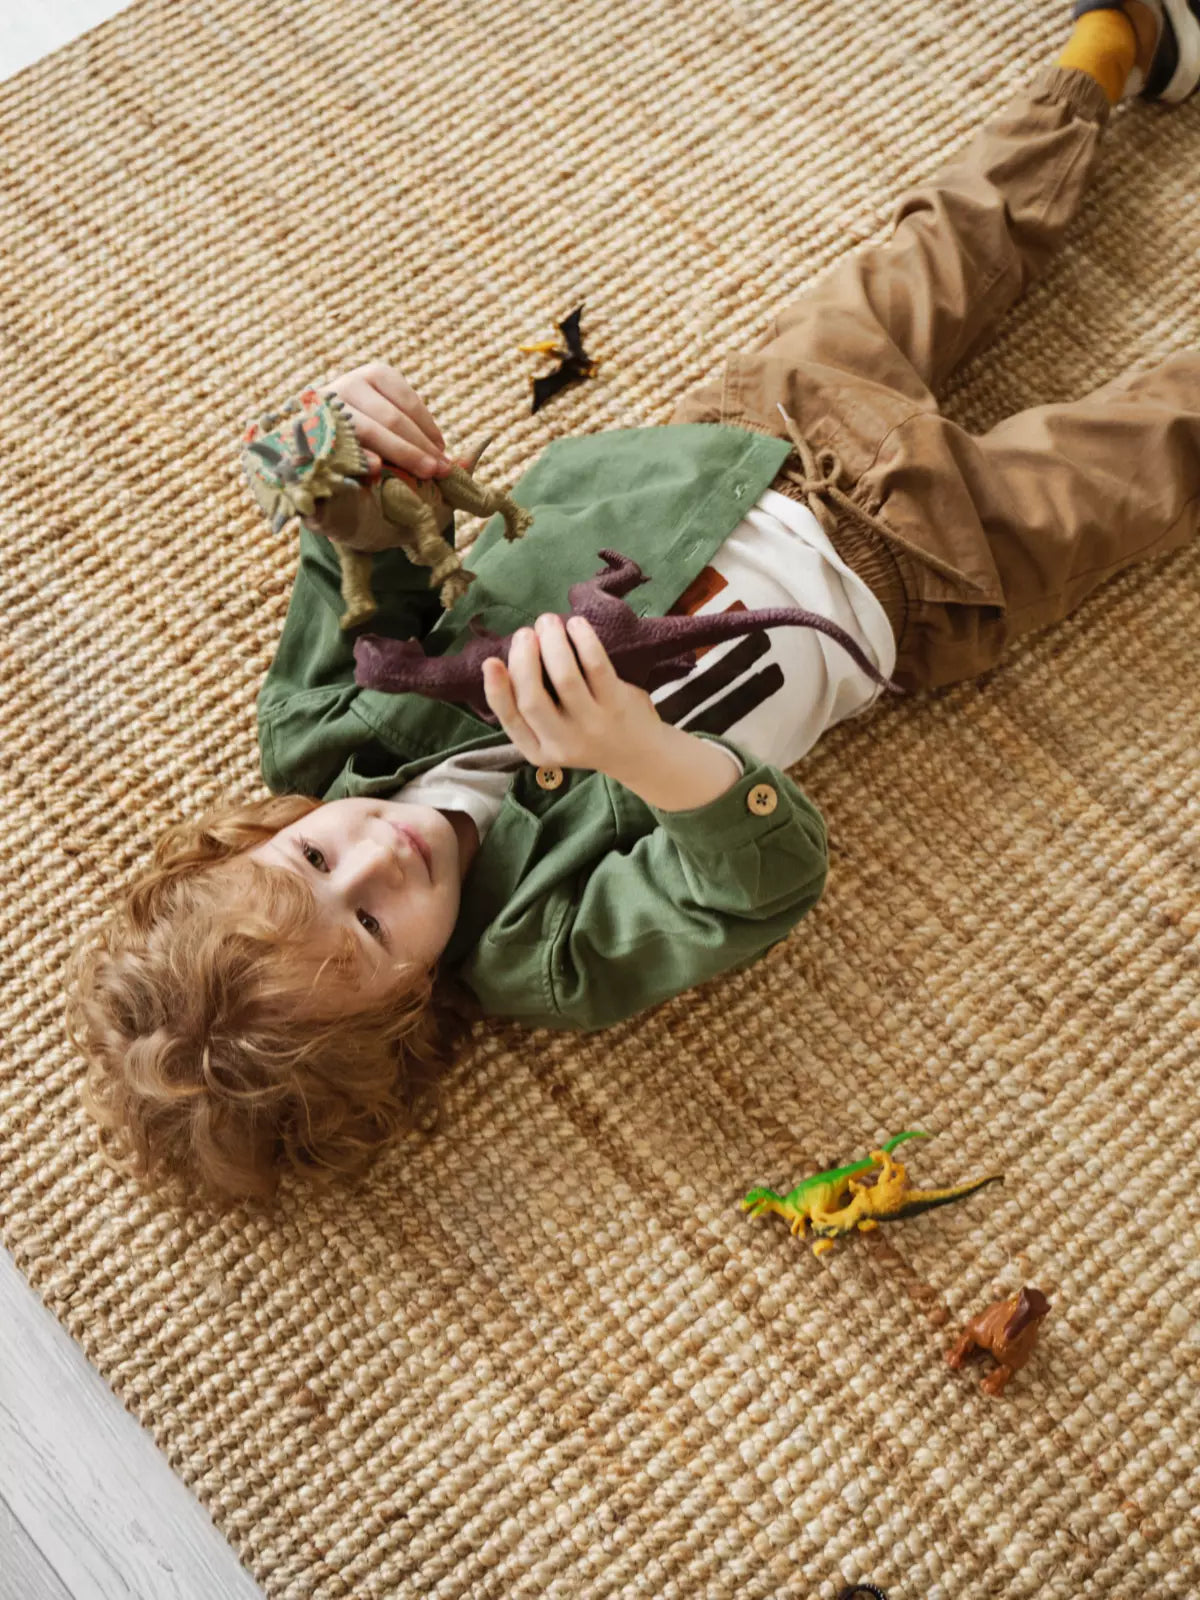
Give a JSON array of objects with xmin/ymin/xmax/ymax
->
[
  {"xmin": 354, "ymin": 548, "xmax": 904, "ymax": 719},
  {"xmin": 241, "ymin": 388, "xmax": 533, "ymax": 630},
  {"xmin": 946, "ymin": 1286, "xmax": 1051, "ymax": 1396}
]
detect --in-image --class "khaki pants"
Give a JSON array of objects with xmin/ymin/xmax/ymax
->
[{"xmin": 669, "ymin": 65, "xmax": 1200, "ymax": 691}]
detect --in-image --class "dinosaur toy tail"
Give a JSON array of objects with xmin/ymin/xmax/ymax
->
[
  {"xmin": 880, "ymin": 1173, "xmax": 1005, "ymax": 1222},
  {"xmin": 463, "ymin": 435, "xmax": 493, "ymax": 473}
]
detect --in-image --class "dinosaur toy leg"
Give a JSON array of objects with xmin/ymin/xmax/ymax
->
[
  {"xmin": 439, "ymin": 465, "xmax": 534, "ymax": 543},
  {"xmin": 945, "ymin": 1330, "xmax": 978, "ymax": 1370},
  {"xmin": 380, "ymin": 479, "xmax": 475, "ymax": 610},
  {"xmin": 336, "ymin": 547, "xmax": 379, "ymax": 631},
  {"xmin": 981, "ymin": 1363, "xmax": 1015, "ymax": 1397},
  {"xmin": 807, "ymin": 1198, "xmax": 861, "ymax": 1255}
]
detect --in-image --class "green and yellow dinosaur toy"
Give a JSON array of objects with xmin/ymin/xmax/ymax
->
[{"xmin": 742, "ymin": 1131, "xmax": 1003, "ymax": 1257}]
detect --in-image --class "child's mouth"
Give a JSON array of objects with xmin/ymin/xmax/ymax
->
[{"xmin": 395, "ymin": 823, "xmax": 432, "ymax": 876}]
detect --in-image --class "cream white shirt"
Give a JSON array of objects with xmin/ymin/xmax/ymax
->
[{"xmin": 649, "ymin": 486, "xmax": 896, "ymax": 770}]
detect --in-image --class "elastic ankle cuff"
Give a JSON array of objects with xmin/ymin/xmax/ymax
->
[{"xmin": 1031, "ymin": 62, "xmax": 1115, "ymax": 123}]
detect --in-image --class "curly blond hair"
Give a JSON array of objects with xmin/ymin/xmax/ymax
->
[{"xmin": 64, "ymin": 794, "xmax": 479, "ymax": 1207}]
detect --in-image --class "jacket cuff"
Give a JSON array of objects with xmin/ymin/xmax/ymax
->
[
  {"xmin": 701, "ymin": 737, "xmax": 746, "ymax": 779},
  {"xmin": 648, "ymin": 739, "xmax": 822, "ymax": 852}
]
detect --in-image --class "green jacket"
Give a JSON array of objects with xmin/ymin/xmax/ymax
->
[{"xmin": 255, "ymin": 421, "xmax": 829, "ymax": 1030}]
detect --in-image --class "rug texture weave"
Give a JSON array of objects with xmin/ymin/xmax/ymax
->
[{"xmin": 1, "ymin": 1, "xmax": 1197, "ymax": 1595}]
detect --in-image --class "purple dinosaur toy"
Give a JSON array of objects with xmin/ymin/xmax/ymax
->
[{"xmin": 353, "ymin": 549, "xmax": 903, "ymax": 722}]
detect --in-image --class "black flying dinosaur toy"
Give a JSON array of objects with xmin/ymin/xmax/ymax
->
[{"xmin": 518, "ymin": 304, "xmax": 599, "ymax": 412}]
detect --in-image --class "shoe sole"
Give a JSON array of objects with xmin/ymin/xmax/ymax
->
[{"xmin": 1143, "ymin": 0, "xmax": 1200, "ymax": 99}]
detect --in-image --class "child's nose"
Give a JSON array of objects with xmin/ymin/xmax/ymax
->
[{"xmin": 347, "ymin": 837, "xmax": 405, "ymax": 887}]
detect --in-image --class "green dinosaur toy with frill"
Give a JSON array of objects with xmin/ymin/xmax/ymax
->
[{"xmin": 241, "ymin": 387, "xmax": 533, "ymax": 630}]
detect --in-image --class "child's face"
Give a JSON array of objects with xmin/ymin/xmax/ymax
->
[{"xmin": 250, "ymin": 798, "xmax": 465, "ymax": 997}]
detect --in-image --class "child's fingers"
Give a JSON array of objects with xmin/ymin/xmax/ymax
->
[
  {"xmin": 349, "ymin": 406, "xmax": 448, "ymax": 477},
  {"xmin": 534, "ymin": 613, "xmax": 592, "ymax": 712},
  {"xmin": 360, "ymin": 362, "xmax": 447, "ymax": 453},
  {"xmin": 565, "ymin": 616, "xmax": 618, "ymax": 692},
  {"xmin": 482, "ymin": 658, "xmax": 541, "ymax": 763},
  {"xmin": 331, "ymin": 365, "xmax": 451, "ymax": 475},
  {"xmin": 505, "ymin": 628, "xmax": 567, "ymax": 743}
]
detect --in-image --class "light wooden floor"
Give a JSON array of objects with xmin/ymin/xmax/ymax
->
[
  {"xmin": 2, "ymin": 9, "xmax": 264, "ymax": 1597},
  {"xmin": 0, "ymin": 0, "xmax": 134, "ymax": 81},
  {"xmin": 1, "ymin": 1251, "xmax": 264, "ymax": 1600}
]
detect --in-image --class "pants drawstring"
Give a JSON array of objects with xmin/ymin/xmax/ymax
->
[{"xmin": 774, "ymin": 403, "xmax": 976, "ymax": 590}]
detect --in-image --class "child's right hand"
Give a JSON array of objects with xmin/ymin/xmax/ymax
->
[
  {"xmin": 482, "ymin": 613, "xmax": 668, "ymax": 778},
  {"xmin": 326, "ymin": 362, "xmax": 453, "ymax": 480},
  {"xmin": 483, "ymin": 613, "xmax": 742, "ymax": 810}
]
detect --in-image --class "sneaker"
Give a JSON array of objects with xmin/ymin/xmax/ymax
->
[
  {"xmin": 1141, "ymin": 0, "xmax": 1200, "ymax": 99},
  {"xmin": 1072, "ymin": 1, "xmax": 1200, "ymax": 100}
]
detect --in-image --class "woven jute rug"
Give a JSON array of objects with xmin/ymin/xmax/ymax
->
[{"xmin": 2, "ymin": 1, "xmax": 1197, "ymax": 1595}]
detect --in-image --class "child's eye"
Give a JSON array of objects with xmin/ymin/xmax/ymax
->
[
  {"xmin": 299, "ymin": 839, "xmax": 327, "ymax": 870},
  {"xmin": 357, "ymin": 910, "xmax": 385, "ymax": 942}
]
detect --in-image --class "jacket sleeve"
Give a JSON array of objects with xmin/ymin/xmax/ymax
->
[
  {"xmin": 459, "ymin": 741, "xmax": 828, "ymax": 1031},
  {"xmin": 253, "ymin": 524, "xmax": 455, "ymax": 795},
  {"xmin": 258, "ymin": 525, "xmax": 447, "ymax": 701}
]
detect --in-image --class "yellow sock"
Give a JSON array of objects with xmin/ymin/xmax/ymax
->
[{"xmin": 1057, "ymin": 8, "xmax": 1138, "ymax": 103}]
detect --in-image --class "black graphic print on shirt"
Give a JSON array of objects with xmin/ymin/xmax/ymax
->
[{"xmin": 654, "ymin": 566, "xmax": 784, "ymax": 736}]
